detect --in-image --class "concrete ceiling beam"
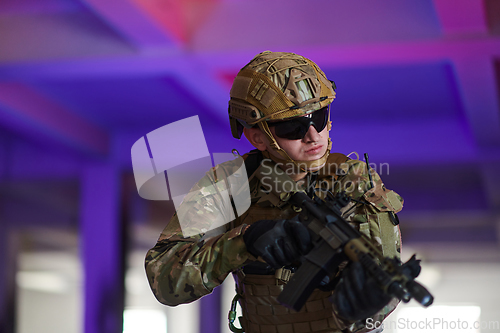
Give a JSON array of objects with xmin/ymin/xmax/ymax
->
[
  {"xmin": 0, "ymin": 82, "xmax": 109, "ymax": 155},
  {"xmin": 432, "ymin": 0, "xmax": 488, "ymax": 35},
  {"xmin": 80, "ymin": 0, "xmax": 176, "ymax": 49}
]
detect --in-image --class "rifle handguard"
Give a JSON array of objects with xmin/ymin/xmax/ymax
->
[{"xmin": 277, "ymin": 191, "xmax": 434, "ymax": 311}]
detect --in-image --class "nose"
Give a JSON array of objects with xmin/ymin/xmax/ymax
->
[{"xmin": 303, "ymin": 125, "xmax": 320, "ymax": 143}]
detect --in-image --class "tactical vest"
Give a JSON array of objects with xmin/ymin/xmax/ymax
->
[
  {"xmin": 234, "ymin": 271, "xmax": 340, "ymax": 333},
  {"xmin": 231, "ymin": 151, "xmax": 350, "ymax": 333}
]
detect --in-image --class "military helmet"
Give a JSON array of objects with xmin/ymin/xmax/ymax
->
[
  {"xmin": 229, "ymin": 51, "xmax": 336, "ymax": 171},
  {"xmin": 229, "ymin": 51, "xmax": 336, "ymax": 138}
]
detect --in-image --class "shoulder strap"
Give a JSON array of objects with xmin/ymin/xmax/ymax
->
[{"xmin": 243, "ymin": 149, "xmax": 264, "ymax": 179}]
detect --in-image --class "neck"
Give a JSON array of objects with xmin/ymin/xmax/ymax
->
[
  {"xmin": 275, "ymin": 162, "xmax": 307, "ymax": 181},
  {"xmin": 289, "ymin": 170, "xmax": 307, "ymax": 182},
  {"xmin": 261, "ymin": 150, "xmax": 309, "ymax": 181}
]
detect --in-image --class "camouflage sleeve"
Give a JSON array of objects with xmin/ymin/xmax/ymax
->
[
  {"xmin": 145, "ymin": 163, "xmax": 254, "ymax": 306},
  {"xmin": 333, "ymin": 158, "xmax": 403, "ymax": 332},
  {"xmin": 335, "ymin": 159, "xmax": 403, "ymax": 258}
]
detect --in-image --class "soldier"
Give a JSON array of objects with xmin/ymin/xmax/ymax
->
[{"xmin": 145, "ymin": 51, "xmax": 405, "ymax": 333}]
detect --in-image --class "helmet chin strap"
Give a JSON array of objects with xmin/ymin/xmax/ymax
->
[{"xmin": 258, "ymin": 120, "xmax": 332, "ymax": 173}]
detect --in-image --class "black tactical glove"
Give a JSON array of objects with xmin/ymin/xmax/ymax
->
[
  {"xmin": 331, "ymin": 261, "xmax": 393, "ymax": 322},
  {"xmin": 243, "ymin": 219, "xmax": 312, "ymax": 268}
]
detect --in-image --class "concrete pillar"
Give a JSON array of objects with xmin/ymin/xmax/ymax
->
[
  {"xmin": 199, "ymin": 286, "xmax": 222, "ymax": 333},
  {"xmin": 80, "ymin": 164, "xmax": 125, "ymax": 333},
  {"xmin": 0, "ymin": 222, "xmax": 17, "ymax": 333}
]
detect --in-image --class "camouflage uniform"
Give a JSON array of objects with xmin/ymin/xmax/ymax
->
[{"xmin": 145, "ymin": 151, "xmax": 403, "ymax": 333}]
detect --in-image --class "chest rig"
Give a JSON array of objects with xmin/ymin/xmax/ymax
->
[{"xmin": 230, "ymin": 150, "xmax": 350, "ymax": 333}]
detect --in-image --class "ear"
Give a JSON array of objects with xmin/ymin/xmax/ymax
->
[{"xmin": 243, "ymin": 127, "xmax": 268, "ymax": 151}]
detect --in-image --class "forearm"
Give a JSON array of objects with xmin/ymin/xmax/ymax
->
[
  {"xmin": 347, "ymin": 298, "xmax": 400, "ymax": 333},
  {"xmin": 145, "ymin": 220, "xmax": 250, "ymax": 306},
  {"xmin": 342, "ymin": 204, "xmax": 402, "ymax": 330}
]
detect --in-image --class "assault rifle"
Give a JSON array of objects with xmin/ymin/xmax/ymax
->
[{"xmin": 276, "ymin": 190, "xmax": 434, "ymax": 312}]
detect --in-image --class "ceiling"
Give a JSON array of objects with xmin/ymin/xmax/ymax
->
[{"xmin": 0, "ymin": 0, "xmax": 499, "ymax": 245}]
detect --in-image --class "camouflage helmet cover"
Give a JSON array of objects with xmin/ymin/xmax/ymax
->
[{"xmin": 229, "ymin": 51, "xmax": 336, "ymax": 138}]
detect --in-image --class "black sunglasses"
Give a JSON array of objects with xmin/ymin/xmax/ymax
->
[{"xmin": 267, "ymin": 106, "xmax": 329, "ymax": 140}]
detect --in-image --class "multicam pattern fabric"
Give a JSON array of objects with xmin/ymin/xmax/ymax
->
[
  {"xmin": 145, "ymin": 151, "xmax": 403, "ymax": 332},
  {"xmin": 229, "ymin": 51, "xmax": 335, "ymax": 123},
  {"xmin": 145, "ymin": 160, "xmax": 253, "ymax": 305}
]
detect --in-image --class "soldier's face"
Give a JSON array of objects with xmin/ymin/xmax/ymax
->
[{"xmin": 267, "ymin": 124, "xmax": 329, "ymax": 162}]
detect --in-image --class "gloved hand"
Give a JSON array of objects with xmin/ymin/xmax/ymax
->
[
  {"xmin": 331, "ymin": 261, "xmax": 392, "ymax": 322},
  {"xmin": 243, "ymin": 219, "xmax": 312, "ymax": 268}
]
